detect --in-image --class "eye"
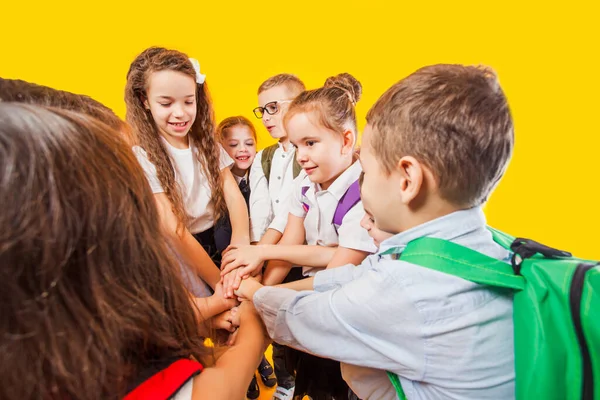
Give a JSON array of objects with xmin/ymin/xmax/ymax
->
[
  {"xmin": 306, "ymin": 140, "xmax": 316, "ymax": 147},
  {"xmin": 185, "ymin": 101, "xmax": 195, "ymax": 105},
  {"xmin": 159, "ymin": 103, "xmax": 171, "ymax": 107},
  {"xmin": 265, "ymin": 103, "xmax": 279, "ymax": 113}
]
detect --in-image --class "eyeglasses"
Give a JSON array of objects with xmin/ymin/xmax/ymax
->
[{"xmin": 253, "ymin": 100, "xmax": 292, "ymax": 119}]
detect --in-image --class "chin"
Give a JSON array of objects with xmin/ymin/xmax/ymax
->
[{"xmin": 236, "ymin": 161, "xmax": 252, "ymax": 171}]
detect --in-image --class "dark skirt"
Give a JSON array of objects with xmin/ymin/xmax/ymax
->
[{"xmin": 192, "ymin": 225, "xmax": 223, "ymax": 268}]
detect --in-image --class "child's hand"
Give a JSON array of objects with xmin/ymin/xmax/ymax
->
[
  {"xmin": 211, "ymin": 308, "xmax": 238, "ymax": 332},
  {"xmin": 234, "ymin": 276, "xmax": 263, "ymax": 301},
  {"xmin": 211, "ymin": 282, "xmax": 239, "ymax": 310},
  {"xmin": 221, "ymin": 268, "xmax": 244, "ymax": 299},
  {"xmin": 221, "ymin": 245, "xmax": 265, "ymax": 278}
]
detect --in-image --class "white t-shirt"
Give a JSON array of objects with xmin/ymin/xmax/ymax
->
[
  {"xmin": 133, "ymin": 138, "xmax": 233, "ymax": 234},
  {"xmin": 287, "ymin": 160, "xmax": 377, "ymax": 276}
]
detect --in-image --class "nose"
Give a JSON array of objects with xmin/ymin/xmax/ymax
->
[
  {"xmin": 295, "ymin": 147, "xmax": 308, "ymax": 164},
  {"xmin": 262, "ymin": 112, "xmax": 271, "ymax": 124},
  {"xmin": 360, "ymin": 214, "xmax": 371, "ymax": 231},
  {"xmin": 172, "ymin": 103, "xmax": 185, "ymax": 118}
]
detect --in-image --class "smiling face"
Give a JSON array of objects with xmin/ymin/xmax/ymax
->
[
  {"xmin": 144, "ymin": 70, "xmax": 197, "ymax": 148},
  {"xmin": 221, "ymin": 124, "xmax": 257, "ymax": 176},
  {"xmin": 286, "ymin": 111, "xmax": 352, "ymax": 190}
]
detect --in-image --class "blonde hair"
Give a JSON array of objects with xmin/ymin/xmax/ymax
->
[
  {"xmin": 258, "ymin": 73, "xmax": 305, "ymax": 97},
  {"xmin": 284, "ymin": 73, "xmax": 361, "ymax": 139},
  {"xmin": 217, "ymin": 116, "xmax": 257, "ymax": 142}
]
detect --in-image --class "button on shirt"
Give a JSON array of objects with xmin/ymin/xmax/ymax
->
[
  {"xmin": 253, "ymin": 207, "xmax": 515, "ymax": 399},
  {"xmin": 248, "ymin": 143, "xmax": 297, "ymax": 242}
]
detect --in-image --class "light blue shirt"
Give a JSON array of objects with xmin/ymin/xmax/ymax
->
[{"xmin": 253, "ymin": 207, "xmax": 515, "ymax": 400}]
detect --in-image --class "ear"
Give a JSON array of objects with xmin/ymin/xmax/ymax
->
[
  {"xmin": 142, "ymin": 96, "xmax": 150, "ymax": 111},
  {"xmin": 341, "ymin": 129, "xmax": 355, "ymax": 155},
  {"xmin": 397, "ymin": 156, "xmax": 424, "ymax": 205}
]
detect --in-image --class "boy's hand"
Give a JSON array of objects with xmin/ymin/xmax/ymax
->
[
  {"xmin": 234, "ymin": 276, "xmax": 263, "ymax": 301},
  {"xmin": 221, "ymin": 244, "xmax": 265, "ymax": 278}
]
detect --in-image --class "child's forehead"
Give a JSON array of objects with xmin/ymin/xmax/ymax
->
[
  {"xmin": 258, "ymin": 85, "xmax": 293, "ymax": 104},
  {"xmin": 147, "ymin": 70, "xmax": 196, "ymax": 96},
  {"xmin": 225, "ymin": 125, "xmax": 255, "ymax": 140}
]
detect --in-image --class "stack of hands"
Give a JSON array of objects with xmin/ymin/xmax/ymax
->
[{"xmin": 203, "ymin": 244, "xmax": 267, "ymax": 346}]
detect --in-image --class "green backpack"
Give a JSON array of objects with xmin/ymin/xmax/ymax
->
[
  {"xmin": 382, "ymin": 228, "xmax": 599, "ymax": 400},
  {"xmin": 260, "ymin": 143, "xmax": 302, "ymax": 184}
]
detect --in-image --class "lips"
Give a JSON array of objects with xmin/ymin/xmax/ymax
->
[
  {"xmin": 266, "ymin": 126, "xmax": 275, "ymax": 132},
  {"xmin": 168, "ymin": 121, "xmax": 189, "ymax": 132},
  {"xmin": 304, "ymin": 166, "xmax": 317, "ymax": 175},
  {"xmin": 236, "ymin": 155, "xmax": 251, "ymax": 161}
]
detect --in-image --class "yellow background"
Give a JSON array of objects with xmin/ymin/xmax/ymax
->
[{"xmin": 1, "ymin": 0, "xmax": 599, "ymax": 265}]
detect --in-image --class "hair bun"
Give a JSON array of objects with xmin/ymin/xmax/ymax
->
[{"xmin": 324, "ymin": 73, "xmax": 362, "ymax": 104}]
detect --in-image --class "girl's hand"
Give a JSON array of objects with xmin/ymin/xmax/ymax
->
[
  {"xmin": 234, "ymin": 277, "xmax": 263, "ymax": 301},
  {"xmin": 211, "ymin": 308, "xmax": 238, "ymax": 332},
  {"xmin": 221, "ymin": 245, "xmax": 265, "ymax": 278}
]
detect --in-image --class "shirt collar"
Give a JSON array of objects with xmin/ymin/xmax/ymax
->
[{"xmin": 377, "ymin": 207, "xmax": 488, "ymax": 256}]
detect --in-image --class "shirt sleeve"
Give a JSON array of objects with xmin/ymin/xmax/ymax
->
[
  {"xmin": 337, "ymin": 201, "xmax": 378, "ymax": 253},
  {"xmin": 218, "ymin": 145, "xmax": 234, "ymax": 170},
  {"xmin": 287, "ymin": 174, "xmax": 309, "ymax": 218},
  {"xmin": 252, "ymin": 259, "xmax": 425, "ymax": 376},
  {"xmin": 249, "ymin": 150, "xmax": 274, "ymax": 242},
  {"xmin": 132, "ymin": 146, "xmax": 164, "ymax": 194}
]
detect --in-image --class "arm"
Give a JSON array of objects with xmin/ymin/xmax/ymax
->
[
  {"xmin": 257, "ymin": 228, "xmax": 283, "ymax": 246},
  {"xmin": 248, "ymin": 151, "xmax": 273, "ymax": 243},
  {"xmin": 155, "ymin": 193, "xmax": 220, "ymax": 289},
  {"xmin": 222, "ymin": 167, "xmax": 250, "ymax": 245},
  {"xmin": 244, "ymin": 261, "xmax": 420, "ymax": 374},
  {"xmin": 262, "ymin": 214, "xmax": 306, "ymax": 286},
  {"xmin": 191, "ymin": 301, "xmax": 270, "ymax": 400},
  {"xmin": 326, "ymin": 247, "xmax": 370, "ymax": 269},
  {"xmin": 221, "ymin": 245, "xmax": 337, "ymax": 276}
]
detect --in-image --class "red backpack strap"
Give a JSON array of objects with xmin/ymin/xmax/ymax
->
[{"xmin": 124, "ymin": 359, "xmax": 203, "ymax": 400}]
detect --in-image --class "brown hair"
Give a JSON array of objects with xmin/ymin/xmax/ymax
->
[
  {"xmin": 258, "ymin": 73, "xmax": 305, "ymax": 97},
  {"xmin": 0, "ymin": 103, "xmax": 209, "ymax": 399},
  {"xmin": 366, "ymin": 64, "xmax": 514, "ymax": 207},
  {"xmin": 0, "ymin": 77, "xmax": 126, "ymax": 134},
  {"xmin": 217, "ymin": 115, "xmax": 257, "ymax": 142},
  {"xmin": 124, "ymin": 47, "xmax": 227, "ymax": 227},
  {"xmin": 284, "ymin": 73, "xmax": 362, "ymax": 138}
]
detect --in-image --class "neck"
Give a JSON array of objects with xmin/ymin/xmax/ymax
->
[
  {"xmin": 279, "ymin": 137, "xmax": 290, "ymax": 152},
  {"xmin": 319, "ymin": 157, "xmax": 354, "ymax": 191},
  {"xmin": 398, "ymin": 199, "xmax": 465, "ymax": 234},
  {"xmin": 231, "ymin": 167, "xmax": 247, "ymax": 179},
  {"xmin": 161, "ymin": 133, "xmax": 189, "ymax": 150}
]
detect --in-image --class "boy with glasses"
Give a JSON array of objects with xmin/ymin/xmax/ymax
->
[{"xmin": 248, "ymin": 74, "xmax": 306, "ymax": 400}]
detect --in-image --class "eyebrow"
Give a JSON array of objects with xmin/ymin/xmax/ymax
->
[
  {"xmin": 157, "ymin": 95, "xmax": 195, "ymax": 99},
  {"xmin": 296, "ymin": 136, "xmax": 320, "ymax": 142}
]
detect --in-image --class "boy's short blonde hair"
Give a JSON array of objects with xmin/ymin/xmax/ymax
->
[
  {"xmin": 366, "ymin": 64, "xmax": 514, "ymax": 207},
  {"xmin": 258, "ymin": 73, "xmax": 305, "ymax": 97}
]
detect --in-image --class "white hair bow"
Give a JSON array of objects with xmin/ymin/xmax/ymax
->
[{"xmin": 189, "ymin": 58, "xmax": 206, "ymax": 84}]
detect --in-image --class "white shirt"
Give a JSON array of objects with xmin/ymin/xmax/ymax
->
[
  {"xmin": 287, "ymin": 161, "xmax": 377, "ymax": 276},
  {"xmin": 253, "ymin": 207, "xmax": 515, "ymax": 400},
  {"xmin": 133, "ymin": 139, "xmax": 233, "ymax": 234},
  {"xmin": 248, "ymin": 142, "xmax": 297, "ymax": 242}
]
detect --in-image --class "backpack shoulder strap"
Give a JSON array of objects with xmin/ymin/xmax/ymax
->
[
  {"xmin": 381, "ymin": 236, "xmax": 525, "ymax": 290},
  {"xmin": 332, "ymin": 179, "xmax": 361, "ymax": 228},
  {"xmin": 260, "ymin": 144, "xmax": 279, "ymax": 185},
  {"xmin": 292, "ymin": 157, "xmax": 302, "ymax": 178},
  {"xmin": 124, "ymin": 359, "xmax": 203, "ymax": 400}
]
